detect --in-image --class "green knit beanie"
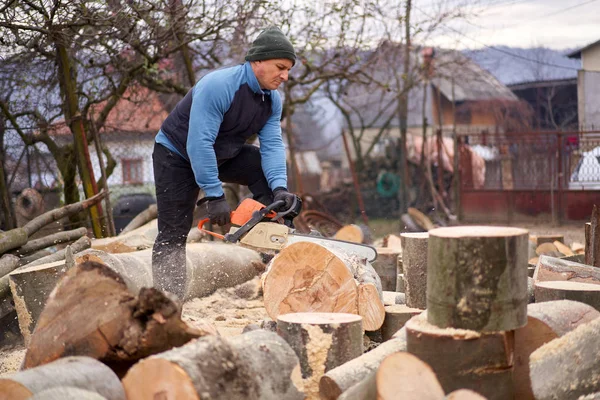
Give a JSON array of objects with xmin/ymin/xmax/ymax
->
[{"xmin": 245, "ymin": 26, "xmax": 296, "ymax": 65}]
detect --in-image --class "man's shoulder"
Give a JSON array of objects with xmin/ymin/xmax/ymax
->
[{"xmin": 198, "ymin": 64, "xmax": 244, "ymax": 89}]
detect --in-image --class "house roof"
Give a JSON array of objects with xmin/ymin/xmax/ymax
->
[
  {"xmin": 507, "ymin": 77, "xmax": 577, "ymax": 90},
  {"xmin": 567, "ymin": 39, "xmax": 600, "ymax": 59}
]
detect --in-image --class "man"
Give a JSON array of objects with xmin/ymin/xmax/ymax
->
[{"xmin": 152, "ymin": 26, "xmax": 299, "ymax": 297}]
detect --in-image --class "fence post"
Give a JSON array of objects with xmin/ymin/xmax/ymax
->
[{"xmin": 557, "ymin": 133, "xmax": 563, "ymax": 224}]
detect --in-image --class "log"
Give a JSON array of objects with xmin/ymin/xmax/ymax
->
[
  {"xmin": 319, "ymin": 327, "xmax": 407, "ymax": 400},
  {"xmin": 77, "ymin": 242, "xmax": 264, "ymax": 300},
  {"xmin": 338, "ymin": 352, "xmax": 445, "ymax": 400},
  {"xmin": 23, "ymin": 261, "xmax": 205, "ymax": 371},
  {"xmin": 0, "ymin": 229, "xmax": 27, "ymax": 257},
  {"xmin": 263, "ymin": 242, "xmax": 385, "ymax": 331},
  {"xmin": 579, "ymin": 394, "xmax": 600, "ymax": 400},
  {"xmin": 401, "ymin": 232, "xmax": 428, "ymax": 309},
  {"xmin": 427, "ymin": 226, "xmax": 528, "ymax": 331},
  {"xmin": 121, "ymin": 330, "xmax": 303, "ymax": 400},
  {"xmin": 277, "ymin": 312, "xmax": 363, "ymax": 399},
  {"xmin": 554, "ymin": 240, "xmax": 574, "ymax": 256},
  {"xmin": 401, "ymin": 214, "xmax": 422, "ymax": 232},
  {"xmin": 29, "ymin": 387, "xmax": 107, "ymax": 400},
  {"xmin": 25, "ymin": 236, "xmax": 91, "ymax": 268},
  {"xmin": 534, "ymin": 281, "xmax": 600, "ymax": 310},
  {"xmin": 8, "ymin": 260, "xmax": 68, "ymax": 345},
  {"xmin": 383, "ymin": 234, "xmax": 402, "ymax": 249},
  {"xmin": 16, "ymin": 250, "xmax": 52, "ymax": 267},
  {"xmin": 396, "ymin": 273, "xmax": 405, "ymax": 292},
  {"xmin": 514, "ymin": 300, "xmax": 600, "ymax": 400},
  {"xmin": 334, "ymin": 224, "xmax": 364, "ymax": 243},
  {"xmin": 536, "ymin": 242, "xmax": 562, "ymax": 257},
  {"xmin": 531, "ymin": 234, "xmax": 564, "ymax": 245},
  {"xmin": 119, "ymin": 204, "xmax": 157, "ymax": 235},
  {"xmin": 408, "ymin": 207, "xmax": 435, "ymax": 231},
  {"xmin": 92, "ymin": 219, "xmax": 157, "ymax": 253},
  {"xmin": 10, "ymin": 227, "xmax": 88, "ymax": 257},
  {"xmin": 406, "ymin": 313, "xmax": 514, "ymax": 400},
  {"xmin": 371, "ymin": 248, "xmax": 401, "ymax": 291},
  {"xmin": 0, "ymin": 356, "xmax": 125, "ymax": 400},
  {"xmin": 534, "ymin": 254, "xmax": 600, "ymax": 285},
  {"xmin": 381, "ymin": 304, "xmax": 422, "ymax": 341},
  {"xmin": 0, "ymin": 254, "xmax": 19, "ymax": 277},
  {"xmin": 445, "ymin": 390, "xmax": 487, "ymax": 399},
  {"xmin": 527, "ymin": 277, "xmax": 535, "ymax": 303},
  {"xmin": 382, "ymin": 291, "xmax": 405, "ymax": 306},
  {"xmin": 585, "ymin": 205, "xmax": 600, "ymax": 267},
  {"xmin": 530, "ymin": 316, "xmax": 600, "ymax": 400}
]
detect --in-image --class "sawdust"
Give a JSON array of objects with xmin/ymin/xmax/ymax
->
[
  {"xmin": 296, "ymin": 324, "xmax": 333, "ymax": 400},
  {"xmin": 0, "ymin": 346, "xmax": 25, "ymax": 376}
]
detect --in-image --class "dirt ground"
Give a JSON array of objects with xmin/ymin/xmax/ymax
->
[{"xmin": 0, "ymin": 220, "xmax": 588, "ymax": 376}]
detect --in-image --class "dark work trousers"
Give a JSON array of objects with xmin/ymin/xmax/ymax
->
[{"xmin": 151, "ymin": 142, "xmax": 274, "ymax": 298}]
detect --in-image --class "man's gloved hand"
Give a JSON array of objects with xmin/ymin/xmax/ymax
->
[
  {"xmin": 204, "ymin": 195, "xmax": 231, "ymax": 226},
  {"xmin": 273, "ymin": 187, "xmax": 298, "ymax": 211}
]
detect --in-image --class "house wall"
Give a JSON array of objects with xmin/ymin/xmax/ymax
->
[
  {"xmin": 582, "ymin": 44, "xmax": 600, "ymax": 71},
  {"xmin": 577, "ymin": 70, "xmax": 600, "ymax": 130},
  {"xmin": 431, "ymin": 88, "xmax": 498, "ymax": 128}
]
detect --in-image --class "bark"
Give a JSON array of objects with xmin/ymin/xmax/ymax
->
[
  {"xmin": 382, "ymin": 291, "xmax": 405, "ymax": 306},
  {"xmin": 530, "ymin": 316, "xmax": 600, "ymax": 400},
  {"xmin": 586, "ymin": 205, "xmax": 600, "ymax": 267},
  {"xmin": 319, "ymin": 327, "xmax": 407, "ymax": 400},
  {"xmin": 371, "ymin": 248, "xmax": 401, "ymax": 291},
  {"xmin": 0, "ymin": 356, "xmax": 125, "ymax": 400},
  {"xmin": 118, "ymin": 204, "xmax": 157, "ymax": 236},
  {"xmin": 25, "ymin": 236, "xmax": 91, "ymax": 268},
  {"xmin": 263, "ymin": 242, "xmax": 385, "ymax": 331},
  {"xmin": 0, "ymin": 229, "xmax": 28, "ymax": 256},
  {"xmin": 406, "ymin": 313, "xmax": 514, "ymax": 400},
  {"xmin": 381, "ymin": 304, "xmax": 422, "ymax": 341},
  {"xmin": 401, "ymin": 232, "xmax": 429, "ymax": 309},
  {"xmin": 11, "ymin": 227, "xmax": 88, "ymax": 257},
  {"xmin": 277, "ymin": 312, "xmax": 363, "ymax": 399},
  {"xmin": 514, "ymin": 300, "xmax": 600, "ymax": 400},
  {"xmin": 0, "ymin": 254, "xmax": 19, "ymax": 277},
  {"xmin": 534, "ymin": 281, "xmax": 600, "ymax": 310},
  {"xmin": 16, "ymin": 250, "xmax": 52, "ymax": 267},
  {"xmin": 23, "ymin": 261, "xmax": 205, "ymax": 372},
  {"xmin": 427, "ymin": 226, "xmax": 529, "ymax": 331},
  {"xmin": 91, "ymin": 220, "xmax": 157, "ymax": 253},
  {"xmin": 534, "ymin": 254, "xmax": 600, "ymax": 285},
  {"xmin": 122, "ymin": 330, "xmax": 304, "ymax": 400}
]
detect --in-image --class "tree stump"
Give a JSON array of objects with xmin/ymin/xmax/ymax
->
[
  {"xmin": 381, "ymin": 305, "xmax": 422, "ymax": 341},
  {"xmin": 406, "ymin": 313, "xmax": 514, "ymax": 400},
  {"xmin": 534, "ymin": 281, "xmax": 600, "ymax": 310},
  {"xmin": 319, "ymin": 328, "xmax": 407, "ymax": 400},
  {"xmin": 401, "ymin": 232, "xmax": 428, "ymax": 309},
  {"xmin": 0, "ymin": 356, "xmax": 125, "ymax": 400},
  {"xmin": 514, "ymin": 300, "xmax": 600, "ymax": 400},
  {"xmin": 530, "ymin": 316, "xmax": 600, "ymax": 400},
  {"xmin": 262, "ymin": 242, "xmax": 385, "ymax": 331},
  {"xmin": 121, "ymin": 330, "xmax": 303, "ymax": 400},
  {"xmin": 23, "ymin": 261, "xmax": 205, "ymax": 372},
  {"xmin": 427, "ymin": 226, "xmax": 528, "ymax": 331},
  {"xmin": 338, "ymin": 352, "xmax": 445, "ymax": 400},
  {"xmin": 371, "ymin": 248, "xmax": 401, "ymax": 291},
  {"xmin": 533, "ymin": 255, "xmax": 600, "ymax": 285},
  {"xmin": 277, "ymin": 312, "xmax": 363, "ymax": 399}
]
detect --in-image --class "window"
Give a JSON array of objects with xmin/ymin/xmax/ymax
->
[{"xmin": 122, "ymin": 159, "xmax": 143, "ymax": 184}]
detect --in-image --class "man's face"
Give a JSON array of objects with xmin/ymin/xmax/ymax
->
[{"xmin": 253, "ymin": 59, "xmax": 293, "ymax": 90}]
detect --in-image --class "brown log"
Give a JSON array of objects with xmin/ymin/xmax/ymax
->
[
  {"xmin": 536, "ymin": 242, "xmax": 562, "ymax": 257},
  {"xmin": 277, "ymin": 312, "xmax": 363, "ymax": 399},
  {"xmin": 554, "ymin": 240, "xmax": 574, "ymax": 256},
  {"xmin": 383, "ymin": 234, "xmax": 402, "ymax": 249},
  {"xmin": 119, "ymin": 204, "xmax": 157, "ymax": 236},
  {"xmin": 319, "ymin": 328, "xmax": 407, "ymax": 400},
  {"xmin": 406, "ymin": 313, "xmax": 514, "ymax": 400},
  {"xmin": 92, "ymin": 220, "xmax": 157, "ymax": 253},
  {"xmin": 263, "ymin": 242, "xmax": 385, "ymax": 331},
  {"xmin": 25, "ymin": 236, "xmax": 91, "ymax": 268},
  {"xmin": 408, "ymin": 207, "xmax": 435, "ymax": 230},
  {"xmin": 445, "ymin": 390, "xmax": 487, "ymax": 399},
  {"xmin": 0, "ymin": 356, "xmax": 125, "ymax": 400},
  {"xmin": 534, "ymin": 281, "xmax": 600, "ymax": 310},
  {"xmin": 531, "ymin": 234, "xmax": 564, "ymax": 245},
  {"xmin": 530, "ymin": 316, "xmax": 600, "ymax": 400},
  {"xmin": 334, "ymin": 224, "xmax": 364, "ymax": 243},
  {"xmin": 534, "ymin": 254, "xmax": 600, "ymax": 285},
  {"xmin": 29, "ymin": 387, "xmax": 107, "ymax": 400},
  {"xmin": 371, "ymin": 247, "xmax": 401, "ymax": 291},
  {"xmin": 514, "ymin": 300, "xmax": 600, "ymax": 400},
  {"xmin": 10, "ymin": 227, "xmax": 88, "ymax": 258},
  {"xmin": 427, "ymin": 226, "xmax": 528, "ymax": 331},
  {"xmin": 381, "ymin": 304, "xmax": 422, "ymax": 341},
  {"xmin": 23, "ymin": 261, "xmax": 205, "ymax": 372},
  {"xmin": 401, "ymin": 232, "xmax": 428, "ymax": 309},
  {"xmin": 121, "ymin": 330, "xmax": 303, "ymax": 400},
  {"xmin": 338, "ymin": 352, "xmax": 445, "ymax": 400}
]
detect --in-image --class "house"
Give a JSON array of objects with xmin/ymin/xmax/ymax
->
[{"xmin": 568, "ymin": 39, "xmax": 600, "ymax": 130}]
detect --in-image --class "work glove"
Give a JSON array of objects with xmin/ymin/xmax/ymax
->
[
  {"xmin": 273, "ymin": 187, "xmax": 300, "ymax": 212},
  {"xmin": 201, "ymin": 195, "xmax": 231, "ymax": 226}
]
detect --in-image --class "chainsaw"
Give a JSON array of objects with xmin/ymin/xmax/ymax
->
[{"xmin": 197, "ymin": 197, "xmax": 377, "ymax": 262}]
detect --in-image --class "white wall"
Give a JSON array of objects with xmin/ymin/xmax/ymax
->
[
  {"xmin": 88, "ymin": 138, "xmax": 155, "ymax": 186},
  {"xmin": 582, "ymin": 43, "xmax": 600, "ymax": 71}
]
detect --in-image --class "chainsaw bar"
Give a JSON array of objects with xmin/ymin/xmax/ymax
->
[{"xmin": 285, "ymin": 233, "xmax": 378, "ymax": 262}]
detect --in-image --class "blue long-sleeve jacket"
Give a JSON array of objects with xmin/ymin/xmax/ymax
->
[{"xmin": 156, "ymin": 62, "xmax": 287, "ymax": 197}]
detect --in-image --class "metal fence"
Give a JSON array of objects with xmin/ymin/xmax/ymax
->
[{"xmin": 458, "ymin": 130, "xmax": 600, "ymax": 222}]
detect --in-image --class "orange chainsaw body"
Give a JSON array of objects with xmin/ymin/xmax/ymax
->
[{"xmin": 198, "ymin": 198, "xmax": 277, "ymax": 239}]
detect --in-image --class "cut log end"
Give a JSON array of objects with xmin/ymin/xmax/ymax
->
[
  {"xmin": 376, "ymin": 352, "xmax": 445, "ymax": 400},
  {"xmin": 358, "ymin": 283, "xmax": 385, "ymax": 331},
  {"xmin": 121, "ymin": 358, "xmax": 199, "ymax": 400}
]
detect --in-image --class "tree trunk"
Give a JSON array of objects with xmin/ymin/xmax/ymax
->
[
  {"xmin": 319, "ymin": 328, "xmax": 407, "ymax": 400},
  {"xmin": 381, "ymin": 304, "xmax": 422, "ymax": 341},
  {"xmin": 401, "ymin": 232, "xmax": 429, "ymax": 309},
  {"xmin": 262, "ymin": 242, "xmax": 385, "ymax": 331},
  {"xmin": 0, "ymin": 356, "xmax": 125, "ymax": 400},
  {"xmin": 118, "ymin": 204, "xmax": 157, "ymax": 236},
  {"xmin": 534, "ymin": 254, "xmax": 600, "ymax": 285},
  {"xmin": 530, "ymin": 316, "xmax": 600, "ymax": 400},
  {"xmin": 23, "ymin": 261, "xmax": 205, "ymax": 372},
  {"xmin": 29, "ymin": 387, "xmax": 107, "ymax": 400},
  {"xmin": 339, "ymin": 352, "xmax": 445, "ymax": 400},
  {"xmin": 0, "ymin": 119, "xmax": 16, "ymax": 230},
  {"xmin": 26, "ymin": 236, "xmax": 91, "ymax": 268},
  {"xmin": 371, "ymin": 248, "xmax": 401, "ymax": 291},
  {"xmin": 406, "ymin": 313, "xmax": 514, "ymax": 400},
  {"xmin": 11, "ymin": 227, "xmax": 87, "ymax": 257},
  {"xmin": 277, "ymin": 312, "xmax": 363, "ymax": 399},
  {"xmin": 427, "ymin": 226, "xmax": 529, "ymax": 331},
  {"xmin": 122, "ymin": 330, "xmax": 304, "ymax": 400},
  {"xmin": 514, "ymin": 300, "xmax": 600, "ymax": 400},
  {"xmin": 534, "ymin": 281, "xmax": 600, "ymax": 310}
]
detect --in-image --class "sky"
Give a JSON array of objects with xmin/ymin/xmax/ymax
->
[{"xmin": 415, "ymin": 0, "xmax": 599, "ymax": 51}]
